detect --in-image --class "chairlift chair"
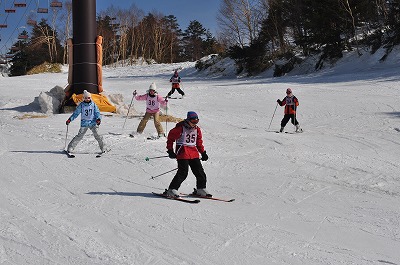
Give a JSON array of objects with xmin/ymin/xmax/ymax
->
[
  {"xmin": 18, "ymin": 34, "xmax": 28, "ymax": 40},
  {"xmin": 27, "ymin": 19, "xmax": 37, "ymax": 26},
  {"xmin": 37, "ymin": 7, "xmax": 48, "ymax": 13},
  {"xmin": 15, "ymin": 1, "xmax": 27, "ymax": 7},
  {"xmin": 0, "ymin": 24, "xmax": 7, "ymax": 28},
  {"xmin": 50, "ymin": 1, "xmax": 62, "ymax": 8},
  {"xmin": 5, "ymin": 8, "xmax": 16, "ymax": 13}
]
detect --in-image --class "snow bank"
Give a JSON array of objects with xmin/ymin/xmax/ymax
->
[
  {"xmin": 37, "ymin": 86, "xmax": 65, "ymax": 114},
  {"xmin": 191, "ymin": 54, "xmax": 238, "ymax": 78}
]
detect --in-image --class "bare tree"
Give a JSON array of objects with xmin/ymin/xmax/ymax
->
[
  {"xmin": 116, "ymin": 9, "xmax": 132, "ymax": 66},
  {"xmin": 47, "ymin": 3, "xmax": 63, "ymax": 62},
  {"xmin": 126, "ymin": 5, "xmax": 144, "ymax": 65},
  {"xmin": 217, "ymin": 0, "xmax": 246, "ymax": 47},
  {"xmin": 30, "ymin": 20, "xmax": 59, "ymax": 63},
  {"xmin": 133, "ymin": 12, "xmax": 170, "ymax": 62},
  {"xmin": 60, "ymin": 0, "xmax": 72, "ymax": 64},
  {"xmin": 135, "ymin": 18, "xmax": 148, "ymax": 60},
  {"xmin": 150, "ymin": 12, "xmax": 169, "ymax": 62},
  {"xmin": 217, "ymin": 0, "xmax": 263, "ymax": 47},
  {"xmin": 339, "ymin": 0, "xmax": 361, "ymax": 56}
]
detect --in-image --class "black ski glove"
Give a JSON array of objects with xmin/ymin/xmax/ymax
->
[
  {"xmin": 66, "ymin": 119, "xmax": 71, "ymax": 125},
  {"xmin": 277, "ymin": 99, "xmax": 282, "ymax": 105},
  {"xmin": 167, "ymin": 149, "xmax": 177, "ymax": 159},
  {"xmin": 96, "ymin": 119, "xmax": 101, "ymax": 125},
  {"xmin": 201, "ymin": 151, "xmax": 208, "ymax": 161}
]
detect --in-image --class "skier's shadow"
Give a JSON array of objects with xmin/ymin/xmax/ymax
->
[
  {"xmin": 382, "ymin": 112, "xmax": 400, "ymax": 118},
  {"xmin": 10, "ymin": 150, "xmax": 65, "ymax": 155},
  {"xmin": 86, "ymin": 191, "xmax": 155, "ymax": 198}
]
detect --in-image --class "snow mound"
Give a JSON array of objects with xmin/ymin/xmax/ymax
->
[{"xmin": 37, "ymin": 86, "xmax": 65, "ymax": 114}]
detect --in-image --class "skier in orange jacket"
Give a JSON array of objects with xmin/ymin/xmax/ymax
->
[{"xmin": 277, "ymin": 88, "xmax": 302, "ymax": 132}]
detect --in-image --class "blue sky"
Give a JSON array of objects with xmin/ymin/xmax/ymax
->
[
  {"xmin": 97, "ymin": 0, "xmax": 220, "ymax": 33},
  {"xmin": 0, "ymin": 0, "xmax": 220, "ymax": 56}
]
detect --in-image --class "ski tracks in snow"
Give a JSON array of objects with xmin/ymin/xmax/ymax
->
[{"xmin": 0, "ymin": 126, "xmax": 8, "ymax": 156}]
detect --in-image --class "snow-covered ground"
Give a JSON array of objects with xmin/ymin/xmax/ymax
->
[{"xmin": 1, "ymin": 49, "xmax": 400, "ymax": 265}]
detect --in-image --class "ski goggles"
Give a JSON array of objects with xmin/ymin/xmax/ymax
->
[{"xmin": 189, "ymin": 117, "xmax": 199, "ymax": 124}]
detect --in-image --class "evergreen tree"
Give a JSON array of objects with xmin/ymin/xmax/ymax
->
[
  {"xmin": 203, "ymin": 30, "xmax": 223, "ymax": 55},
  {"xmin": 9, "ymin": 41, "xmax": 29, "ymax": 76},
  {"xmin": 386, "ymin": 0, "xmax": 400, "ymax": 45},
  {"xmin": 97, "ymin": 15, "xmax": 119, "ymax": 65},
  {"xmin": 182, "ymin": 20, "xmax": 207, "ymax": 61}
]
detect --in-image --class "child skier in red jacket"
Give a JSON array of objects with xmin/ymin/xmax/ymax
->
[{"xmin": 164, "ymin": 111, "xmax": 211, "ymax": 198}]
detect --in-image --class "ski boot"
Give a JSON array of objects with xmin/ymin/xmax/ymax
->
[
  {"xmin": 164, "ymin": 189, "xmax": 179, "ymax": 198},
  {"xmin": 193, "ymin": 188, "xmax": 212, "ymax": 197},
  {"xmin": 295, "ymin": 124, "xmax": 303, "ymax": 132}
]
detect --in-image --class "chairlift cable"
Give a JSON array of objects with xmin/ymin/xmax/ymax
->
[{"xmin": 0, "ymin": 0, "xmax": 35, "ymax": 54}]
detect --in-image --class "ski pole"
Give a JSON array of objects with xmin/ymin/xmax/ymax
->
[
  {"xmin": 291, "ymin": 98, "xmax": 297, "ymax": 131},
  {"xmin": 268, "ymin": 103, "xmax": 278, "ymax": 130},
  {"xmin": 145, "ymin": 155, "xmax": 169, "ymax": 161},
  {"xmin": 123, "ymin": 91, "xmax": 136, "ymax": 130},
  {"xmin": 165, "ymin": 97, "xmax": 168, "ymax": 133},
  {"xmin": 64, "ymin": 125, "xmax": 69, "ymax": 150},
  {"xmin": 150, "ymin": 167, "xmax": 178, "ymax": 180}
]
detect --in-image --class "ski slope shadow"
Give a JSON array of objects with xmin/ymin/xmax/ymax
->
[
  {"xmin": 0, "ymin": 102, "xmax": 41, "ymax": 112},
  {"xmin": 10, "ymin": 150, "xmax": 65, "ymax": 155},
  {"xmin": 86, "ymin": 191, "xmax": 156, "ymax": 199},
  {"xmin": 381, "ymin": 111, "xmax": 400, "ymax": 118}
]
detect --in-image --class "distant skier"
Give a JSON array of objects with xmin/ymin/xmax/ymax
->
[
  {"xmin": 164, "ymin": 111, "xmax": 211, "ymax": 198},
  {"xmin": 66, "ymin": 90, "xmax": 106, "ymax": 153},
  {"xmin": 130, "ymin": 82, "xmax": 167, "ymax": 138},
  {"xmin": 277, "ymin": 88, "xmax": 302, "ymax": 132},
  {"xmin": 167, "ymin": 70, "xmax": 184, "ymax": 98}
]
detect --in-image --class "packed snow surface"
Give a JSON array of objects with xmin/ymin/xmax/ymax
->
[{"xmin": 0, "ymin": 50, "xmax": 400, "ymax": 264}]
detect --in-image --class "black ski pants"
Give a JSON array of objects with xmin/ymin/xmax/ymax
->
[
  {"xmin": 281, "ymin": 114, "xmax": 299, "ymax": 127},
  {"xmin": 168, "ymin": 158, "xmax": 207, "ymax": 190},
  {"xmin": 167, "ymin": 88, "xmax": 185, "ymax": 96}
]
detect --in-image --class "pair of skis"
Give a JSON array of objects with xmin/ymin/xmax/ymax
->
[
  {"xmin": 64, "ymin": 150, "xmax": 106, "ymax": 158},
  {"xmin": 275, "ymin": 130, "xmax": 303, "ymax": 134},
  {"xmin": 129, "ymin": 134, "xmax": 164, "ymax": 140},
  {"xmin": 166, "ymin": 97, "xmax": 184, "ymax": 99},
  {"xmin": 152, "ymin": 191, "xmax": 235, "ymax": 204}
]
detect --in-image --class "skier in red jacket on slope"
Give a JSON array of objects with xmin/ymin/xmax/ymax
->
[
  {"xmin": 167, "ymin": 70, "xmax": 184, "ymax": 98},
  {"xmin": 164, "ymin": 111, "xmax": 211, "ymax": 198}
]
